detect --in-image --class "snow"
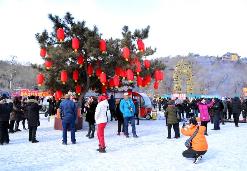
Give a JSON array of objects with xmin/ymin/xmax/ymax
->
[{"xmin": 1, "ymin": 113, "xmax": 247, "ymax": 171}]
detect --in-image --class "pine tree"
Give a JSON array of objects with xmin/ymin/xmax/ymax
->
[{"xmin": 35, "ymin": 12, "xmax": 165, "ymax": 100}]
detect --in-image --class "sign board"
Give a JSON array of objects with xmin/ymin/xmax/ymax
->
[{"xmin": 20, "ymin": 89, "xmax": 51, "ymax": 97}]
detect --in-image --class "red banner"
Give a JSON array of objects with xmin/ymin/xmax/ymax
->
[{"xmin": 20, "ymin": 89, "xmax": 51, "ymax": 97}]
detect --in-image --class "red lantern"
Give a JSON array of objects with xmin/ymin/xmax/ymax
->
[
  {"xmin": 109, "ymin": 79, "xmax": 114, "ymax": 88},
  {"xmin": 120, "ymin": 69, "xmax": 127, "ymax": 79},
  {"xmin": 135, "ymin": 61, "xmax": 141, "ymax": 75},
  {"xmin": 56, "ymin": 28, "xmax": 65, "ymax": 42},
  {"xmin": 154, "ymin": 81, "xmax": 159, "ymax": 90},
  {"xmin": 154, "ymin": 70, "xmax": 160, "ymax": 81},
  {"xmin": 40, "ymin": 48, "xmax": 46, "ymax": 58},
  {"xmin": 75, "ymin": 85, "xmax": 81, "ymax": 95},
  {"xmin": 100, "ymin": 72, "xmax": 107, "ymax": 85},
  {"xmin": 144, "ymin": 60, "xmax": 151, "ymax": 69},
  {"xmin": 55, "ymin": 90, "xmax": 63, "ymax": 100},
  {"xmin": 72, "ymin": 37, "xmax": 79, "ymax": 52},
  {"xmin": 137, "ymin": 39, "xmax": 145, "ymax": 52},
  {"xmin": 102, "ymin": 86, "xmax": 107, "ymax": 93},
  {"xmin": 113, "ymin": 75, "xmax": 120, "ymax": 88},
  {"xmin": 87, "ymin": 64, "xmax": 94, "ymax": 77},
  {"xmin": 77, "ymin": 54, "xmax": 84, "ymax": 67},
  {"xmin": 137, "ymin": 76, "xmax": 143, "ymax": 87},
  {"xmin": 96, "ymin": 67, "xmax": 102, "ymax": 78},
  {"xmin": 126, "ymin": 69, "xmax": 134, "ymax": 82},
  {"xmin": 36, "ymin": 73, "xmax": 44, "ymax": 86},
  {"xmin": 115, "ymin": 67, "xmax": 121, "ymax": 76},
  {"xmin": 73, "ymin": 70, "xmax": 79, "ymax": 82},
  {"xmin": 122, "ymin": 47, "xmax": 130, "ymax": 61},
  {"xmin": 44, "ymin": 60, "xmax": 52, "ymax": 70},
  {"xmin": 99, "ymin": 39, "xmax": 107, "ymax": 53},
  {"xmin": 61, "ymin": 70, "xmax": 68, "ymax": 84},
  {"xmin": 146, "ymin": 75, "xmax": 152, "ymax": 84},
  {"xmin": 159, "ymin": 70, "xmax": 164, "ymax": 81}
]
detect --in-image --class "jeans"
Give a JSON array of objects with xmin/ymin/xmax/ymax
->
[
  {"xmin": 182, "ymin": 148, "xmax": 207, "ymax": 158},
  {"xmin": 167, "ymin": 123, "xmax": 180, "ymax": 138},
  {"xmin": 97, "ymin": 123, "xmax": 107, "ymax": 148},
  {"xmin": 124, "ymin": 117, "xmax": 136, "ymax": 136},
  {"xmin": 213, "ymin": 114, "xmax": 220, "ymax": 130},
  {"xmin": 28, "ymin": 126, "xmax": 37, "ymax": 141},
  {"xmin": 62, "ymin": 119, "xmax": 76, "ymax": 143},
  {"xmin": 0, "ymin": 121, "xmax": 9, "ymax": 143}
]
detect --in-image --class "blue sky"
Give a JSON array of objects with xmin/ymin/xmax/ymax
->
[{"xmin": 0, "ymin": 0, "xmax": 247, "ymax": 63}]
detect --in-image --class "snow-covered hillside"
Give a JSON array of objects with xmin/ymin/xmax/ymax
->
[{"xmin": 0, "ymin": 115, "xmax": 246, "ymax": 171}]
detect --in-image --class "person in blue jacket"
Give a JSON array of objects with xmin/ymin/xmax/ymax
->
[
  {"xmin": 120, "ymin": 92, "xmax": 138, "ymax": 138},
  {"xmin": 59, "ymin": 94, "xmax": 77, "ymax": 145}
]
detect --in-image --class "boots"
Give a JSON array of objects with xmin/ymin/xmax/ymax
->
[
  {"xmin": 89, "ymin": 125, "xmax": 95, "ymax": 139},
  {"xmin": 97, "ymin": 147, "xmax": 106, "ymax": 153},
  {"xmin": 86, "ymin": 125, "xmax": 92, "ymax": 137},
  {"xmin": 14, "ymin": 121, "xmax": 21, "ymax": 132}
]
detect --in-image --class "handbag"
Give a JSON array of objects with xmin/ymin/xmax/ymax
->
[{"xmin": 184, "ymin": 126, "xmax": 199, "ymax": 148}]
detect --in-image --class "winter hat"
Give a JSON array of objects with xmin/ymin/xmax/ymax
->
[
  {"xmin": 98, "ymin": 95, "xmax": 107, "ymax": 102},
  {"xmin": 189, "ymin": 117, "xmax": 198, "ymax": 126}
]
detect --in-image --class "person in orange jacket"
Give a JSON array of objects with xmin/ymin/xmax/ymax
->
[{"xmin": 181, "ymin": 117, "xmax": 208, "ymax": 163}]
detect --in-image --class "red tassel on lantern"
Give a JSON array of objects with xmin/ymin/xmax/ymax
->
[
  {"xmin": 73, "ymin": 70, "xmax": 79, "ymax": 82},
  {"xmin": 72, "ymin": 37, "xmax": 79, "ymax": 52},
  {"xmin": 40, "ymin": 48, "xmax": 46, "ymax": 58},
  {"xmin": 36, "ymin": 73, "xmax": 44, "ymax": 86},
  {"xmin": 100, "ymin": 72, "xmax": 107, "ymax": 85},
  {"xmin": 122, "ymin": 47, "xmax": 130, "ymax": 61},
  {"xmin": 99, "ymin": 39, "xmax": 107, "ymax": 53},
  {"xmin": 77, "ymin": 54, "xmax": 84, "ymax": 67},
  {"xmin": 144, "ymin": 60, "xmax": 151, "ymax": 69},
  {"xmin": 44, "ymin": 60, "xmax": 52, "ymax": 70},
  {"xmin": 126, "ymin": 69, "xmax": 134, "ymax": 82},
  {"xmin": 113, "ymin": 75, "xmax": 120, "ymax": 88},
  {"xmin": 61, "ymin": 70, "xmax": 68, "ymax": 84},
  {"xmin": 137, "ymin": 39, "xmax": 145, "ymax": 52},
  {"xmin": 75, "ymin": 85, "xmax": 81, "ymax": 95},
  {"xmin": 154, "ymin": 81, "xmax": 159, "ymax": 90},
  {"xmin": 87, "ymin": 64, "xmax": 94, "ymax": 77},
  {"xmin": 57, "ymin": 28, "xmax": 65, "ymax": 42},
  {"xmin": 96, "ymin": 67, "xmax": 102, "ymax": 78}
]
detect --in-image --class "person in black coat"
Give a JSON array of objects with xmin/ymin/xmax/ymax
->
[
  {"xmin": 108, "ymin": 95, "xmax": 116, "ymax": 121},
  {"xmin": 227, "ymin": 98, "xmax": 232, "ymax": 120},
  {"xmin": 133, "ymin": 99, "xmax": 140, "ymax": 125},
  {"xmin": 115, "ymin": 99, "xmax": 124, "ymax": 135},
  {"xmin": 27, "ymin": 96, "xmax": 42, "ymax": 143},
  {"xmin": 231, "ymin": 97, "xmax": 242, "ymax": 127},
  {"xmin": 211, "ymin": 98, "xmax": 224, "ymax": 130},
  {"xmin": 0, "ymin": 95, "xmax": 13, "ymax": 145},
  {"xmin": 85, "ymin": 97, "xmax": 97, "ymax": 139},
  {"xmin": 12, "ymin": 96, "xmax": 23, "ymax": 132}
]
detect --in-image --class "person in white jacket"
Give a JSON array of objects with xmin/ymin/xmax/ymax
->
[{"xmin": 95, "ymin": 95, "xmax": 109, "ymax": 153}]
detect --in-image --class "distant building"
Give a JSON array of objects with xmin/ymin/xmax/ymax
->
[{"xmin": 222, "ymin": 52, "xmax": 240, "ymax": 61}]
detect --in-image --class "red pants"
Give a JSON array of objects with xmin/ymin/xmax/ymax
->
[{"xmin": 97, "ymin": 123, "xmax": 107, "ymax": 148}]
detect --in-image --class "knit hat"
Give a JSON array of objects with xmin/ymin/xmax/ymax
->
[{"xmin": 98, "ymin": 95, "xmax": 107, "ymax": 102}]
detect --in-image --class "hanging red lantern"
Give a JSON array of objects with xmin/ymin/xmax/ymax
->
[
  {"xmin": 61, "ymin": 70, "xmax": 68, "ymax": 84},
  {"xmin": 77, "ymin": 54, "xmax": 84, "ymax": 67},
  {"xmin": 120, "ymin": 69, "xmax": 127, "ymax": 79},
  {"xmin": 144, "ymin": 59, "xmax": 151, "ymax": 69},
  {"xmin": 73, "ymin": 70, "xmax": 79, "ymax": 82},
  {"xmin": 100, "ymin": 72, "xmax": 107, "ymax": 85},
  {"xmin": 96, "ymin": 67, "xmax": 102, "ymax": 78},
  {"xmin": 99, "ymin": 39, "xmax": 107, "ymax": 53},
  {"xmin": 56, "ymin": 28, "xmax": 65, "ymax": 42},
  {"xmin": 126, "ymin": 69, "xmax": 134, "ymax": 82},
  {"xmin": 137, "ymin": 76, "xmax": 143, "ymax": 87},
  {"xmin": 72, "ymin": 37, "xmax": 79, "ymax": 52},
  {"xmin": 109, "ymin": 79, "xmax": 114, "ymax": 88},
  {"xmin": 113, "ymin": 75, "xmax": 120, "ymax": 88},
  {"xmin": 159, "ymin": 70, "xmax": 164, "ymax": 81},
  {"xmin": 122, "ymin": 47, "xmax": 130, "ymax": 61},
  {"xmin": 146, "ymin": 75, "xmax": 152, "ymax": 84},
  {"xmin": 36, "ymin": 73, "xmax": 44, "ymax": 86},
  {"xmin": 102, "ymin": 86, "xmax": 107, "ymax": 93},
  {"xmin": 75, "ymin": 85, "xmax": 81, "ymax": 95},
  {"xmin": 87, "ymin": 64, "xmax": 94, "ymax": 77},
  {"xmin": 154, "ymin": 70, "xmax": 160, "ymax": 82},
  {"xmin": 154, "ymin": 81, "xmax": 159, "ymax": 90},
  {"xmin": 135, "ymin": 61, "xmax": 141, "ymax": 75},
  {"xmin": 55, "ymin": 90, "xmax": 63, "ymax": 100},
  {"xmin": 137, "ymin": 39, "xmax": 145, "ymax": 52},
  {"xmin": 44, "ymin": 60, "xmax": 52, "ymax": 70},
  {"xmin": 115, "ymin": 67, "xmax": 121, "ymax": 76},
  {"xmin": 40, "ymin": 48, "xmax": 46, "ymax": 58}
]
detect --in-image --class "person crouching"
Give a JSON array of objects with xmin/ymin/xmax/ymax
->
[
  {"xmin": 27, "ymin": 96, "xmax": 42, "ymax": 143},
  {"xmin": 95, "ymin": 95, "xmax": 109, "ymax": 153},
  {"xmin": 181, "ymin": 117, "xmax": 208, "ymax": 164}
]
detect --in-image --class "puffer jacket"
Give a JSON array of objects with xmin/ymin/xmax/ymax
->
[
  {"xmin": 95, "ymin": 99, "xmax": 109, "ymax": 124},
  {"xmin": 165, "ymin": 105, "xmax": 179, "ymax": 124},
  {"xmin": 0, "ymin": 100, "xmax": 13, "ymax": 121},
  {"xmin": 181, "ymin": 125, "xmax": 208, "ymax": 151},
  {"xmin": 231, "ymin": 97, "xmax": 241, "ymax": 114},
  {"xmin": 120, "ymin": 99, "xmax": 136, "ymax": 118},
  {"xmin": 59, "ymin": 99, "xmax": 77, "ymax": 122},
  {"xmin": 27, "ymin": 99, "xmax": 42, "ymax": 127},
  {"xmin": 197, "ymin": 101, "xmax": 214, "ymax": 121}
]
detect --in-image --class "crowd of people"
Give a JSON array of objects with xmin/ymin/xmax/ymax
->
[{"xmin": 0, "ymin": 92, "xmax": 246, "ymax": 161}]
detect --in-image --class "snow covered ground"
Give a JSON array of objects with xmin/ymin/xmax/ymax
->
[{"xmin": 1, "ymin": 113, "xmax": 247, "ymax": 171}]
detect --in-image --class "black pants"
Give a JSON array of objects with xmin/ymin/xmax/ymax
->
[
  {"xmin": 29, "ymin": 126, "xmax": 37, "ymax": 141},
  {"xmin": 9, "ymin": 120, "xmax": 15, "ymax": 132},
  {"xmin": 110, "ymin": 109, "xmax": 115, "ymax": 121},
  {"xmin": 118, "ymin": 119, "xmax": 124, "ymax": 133},
  {"xmin": 135, "ymin": 113, "xmax": 139, "ymax": 125},
  {"xmin": 14, "ymin": 120, "xmax": 20, "ymax": 131},
  {"xmin": 201, "ymin": 121, "xmax": 208, "ymax": 134},
  {"xmin": 87, "ymin": 123, "xmax": 95, "ymax": 137},
  {"xmin": 183, "ymin": 148, "xmax": 207, "ymax": 158},
  {"xmin": 222, "ymin": 112, "xmax": 227, "ymax": 123},
  {"xmin": 0, "ymin": 121, "xmax": 9, "ymax": 144},
  {"xmin": 22, "ymin": 119, "xmax": 27, "ymax": 129},
  {"xmin": 167, "ymin": 123, "xmax": 180, "ymax": 138},
  {"xmin": 228, "ymin": 110, "xmax": 232, "ymax": 119},
  {"xmin": 233, "ymin": 113, "xmax": 240, "ymax": 126},
  {"xmin": 213, "ymin": 114, "xmax": 220, "ymax": 130}
]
